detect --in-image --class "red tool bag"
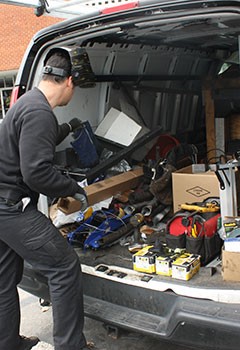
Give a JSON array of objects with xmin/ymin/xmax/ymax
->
[
  {"xmin": 166, "ymin": 210, "xmax": 222, "ymax": 265},
  {"xmin": 167, "ymin": 211, "xmax": 220, "ymax": 238}
]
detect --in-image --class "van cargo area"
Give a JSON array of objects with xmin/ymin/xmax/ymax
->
[{"xmin": 15, "ymin": 1, "xmax": 240, "ymax": 349}]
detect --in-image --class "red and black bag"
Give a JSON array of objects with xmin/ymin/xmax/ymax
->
[{"xmin": 166, "ymin": 210, "xmax": 223, "ymax": 265}]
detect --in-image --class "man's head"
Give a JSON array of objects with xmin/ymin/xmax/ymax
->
[
  {"xmin": 40, "ymin": 46, "xmax": 95, "ymax": 108},
  {"xmin": 39, "ymin": 49, "xmax": 75, "ymax": 107},
  {"xmin": 42, "ymin": 49, "xmax": 72, "ymax": 84},
  {"xmin": 42, "ymin": 46, "xmax": 95, "ymax": 88}
]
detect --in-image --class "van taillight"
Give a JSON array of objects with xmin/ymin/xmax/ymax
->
[
  {"xmin": 101, "ymin": 1, "xmax": 139, "ymax": 14},
  {"xmin": 10, "ymin": 86, "xmax": 20, "ymax": 108}
]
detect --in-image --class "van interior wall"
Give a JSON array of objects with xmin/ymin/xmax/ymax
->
[{"xmin": 55, "ymin": 41, "xmax": 222, "ymax": 154}]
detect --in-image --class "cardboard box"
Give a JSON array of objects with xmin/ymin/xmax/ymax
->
[
  {"xmin": 224, "ymin": 237, "xmax": 240, "ymax": 252},
  {"xmin": 95, "ymin": 108, "xmax": 142, "ymax": 146},
  {"xmin": 171, "ymin": 253, "xmax": 201, "ymax": 280},
  {"xmin": 132, "ymin": 245, "xmax": 156, "ymax": 273},
  {"xmin": 155, "ymin": 252, "xmax": 181, "ymax": 277},
  {"xmin": 172, "ymin": 165, "xmax": 219, "ymax": 212},
  {"xmin": 57, "ymin": 167, "xmax": 143, "ymax": 214},
  {"xmin": 222, "ymin": 248, "xmax": 240, "ymax": 282}
]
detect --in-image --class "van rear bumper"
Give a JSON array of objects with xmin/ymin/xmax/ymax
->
[{"xmin": 20, "ymin": 263, "xmax": 240, "ymax": 350}]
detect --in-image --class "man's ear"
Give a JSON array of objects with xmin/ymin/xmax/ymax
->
[{"xmin": 67, "ymin": 76, "xmax": 74, "ymax": 87}]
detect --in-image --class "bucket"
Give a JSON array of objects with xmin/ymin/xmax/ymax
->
[{"xmin": 147, "ymin": 134, "xmax": 179, "ymax": 160}]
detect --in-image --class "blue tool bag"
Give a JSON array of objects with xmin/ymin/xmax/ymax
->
[{"xmin": 71, "ymin": 121, "xmax": 99, "ymax": 168}]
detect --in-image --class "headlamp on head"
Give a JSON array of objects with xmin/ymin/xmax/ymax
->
[
  {"xmin": 43, "ymin": 65, "xmax": 69, "ymax": 78},
  {"xmin": 43, "ymin": 46, "xmax": 96, "ymax": 88}
]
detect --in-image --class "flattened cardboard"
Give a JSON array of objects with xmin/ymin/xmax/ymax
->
[
  {"xmin": 172, "ymin": 165, "xmax": 219, "ymax": 212},
  {"xmin": 57, "ymin": 167, "xmax": 143, "ymax": 214},
  {"xmin": 222, "ymin": 249, "xmax": 240, "ymax": 282}
]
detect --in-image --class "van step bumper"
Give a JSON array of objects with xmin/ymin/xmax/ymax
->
[{"xmin": 84, "ymin": 295, "xmax": 240, "ymax": 350}]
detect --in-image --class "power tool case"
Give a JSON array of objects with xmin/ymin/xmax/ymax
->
[{"xmin": 166, "ymin": 210, "xmax": 223, "ymax": 265}]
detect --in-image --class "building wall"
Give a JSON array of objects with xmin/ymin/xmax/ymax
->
[
  {"xmin": 0, "ymin": 4, "xmax": 61, "ymax": 118},
  {"xmin": 0, "ymin": 4, "xmax": 61, "ymax": 71}
]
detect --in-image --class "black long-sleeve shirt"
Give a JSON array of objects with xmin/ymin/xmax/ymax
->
[{"xmin": 0, "ymin": 87, "xmax": 84, "ymax": 204}]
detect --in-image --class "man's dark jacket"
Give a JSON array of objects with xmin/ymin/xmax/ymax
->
[{"xmin": 0, "ymin": 88, "xmax": 83, "ymax": 204}]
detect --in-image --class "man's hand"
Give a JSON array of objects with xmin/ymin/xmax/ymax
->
[
  {"xmin": 68, "ymin": 118, "xmax": 82, "ymax": 132},
  {"xmin": 73, "ymin": 192, "xmax": 88, "ymax": 212}
]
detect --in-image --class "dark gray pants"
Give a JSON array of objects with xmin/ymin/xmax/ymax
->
[{"xmin": 0, "ymin": 200, "xmax": 86, "ymax": 350}]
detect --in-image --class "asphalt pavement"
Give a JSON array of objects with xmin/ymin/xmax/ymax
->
[{"xmin": 19, "ymin": 288, "xmax": 195, "ymax": 350}]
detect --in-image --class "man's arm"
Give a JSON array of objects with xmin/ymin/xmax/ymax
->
[
  {"xmin": 56, "ymin": 118, "xmax": 82, "ymax": 145},
  {"xmin": 19, "ymin": 111, "xmax": 85, "ymax": 199}
]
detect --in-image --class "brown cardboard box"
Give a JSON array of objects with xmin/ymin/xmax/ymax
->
[
  {"xmin": 222, "ymin": 249, "xmax": 240, "ymax": 282},
  {"xmin": 172, "ymin": 165, "xmax": 219, "ymax": 212},
  {"xmin": 57, "ymin": 167, "xmax": 143, "ymax": 214},
  {"xmin": 49, "ymin": 203, "xmax": 58, "ymax": 221}
]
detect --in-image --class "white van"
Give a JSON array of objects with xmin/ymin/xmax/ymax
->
[{"xmin": 14, "ymin": 1, "xmax": 240, "ymax": 349}]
